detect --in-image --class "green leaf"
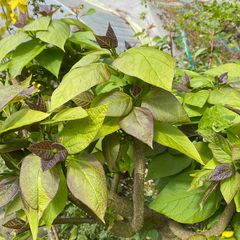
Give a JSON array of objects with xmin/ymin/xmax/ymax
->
[
  {"xmin": 20, "ymin": 155, "xmax": 60, "ymax": 213},
  {"xmin": 149, "ymin": 173, "xmax": 221, "ymax": 224},
  {"xmin": 154, "ymin": 122, "xmax": 203, "ymax": 164},
  {"xmin": 60, "ymin": 105, "xmax": 107, "ymax": 154},
  {"xmin": 113, "ymin": 47, "xmax": 175, "ymax": 91},
  {"xmin": 147, "ymin": 152, "xmax": 192, "ymax": 179},
  {"xmin": 20, "ymin": 155, "xmax": 60, "ymax": 240},
  {"xmin": 42, "ymin": 168, "xmax": 67, "ymax": 228},
  {"xmin": 36, "ymin": 47, "xmax": 64, "ymax": 77},
  {"xmin": 232, "ymin": 213, "xmax": 240, "ymax": 239},
  {"xmin": 62, "ymin": 18, "xmax": 92, "ymax": 31},
  {"xmin": 0, "ymin": 109, "xmax": 49, "ymax": 134},
  {"xmin": 220, "ymin": 172, "xmax": 240, "ymax": 204},
  {"xmin": 194, "ymin": 142, "xmax": 213, "ymax": 164},
  {"xmin": 91, "ymin": 91, "xmax": 132, "ymax": 117},
  {"xmin": 94, "ymin": 117, "xmax": 120, "ymax": 140},
  {"xmin": 9, "ymin": 40, "xmax": 45, "ymax": 78},
  {"xmin": 23, "ymin": 16, "xmax": 51, "ymax": 31},
  {"xmin": 69, "ymin": 31, "xmax": 101, "ymax": 49},
  {"xmin": 208, "ymin": 87, "xmax": 240, "ymax": 107},
  {"xmin": 208, "ymin": 135, "xmax": 232, "ymax": 163},
  {"xmin": 43, "ymin": 107, "xmax": 88, "ymax": 125},
  {"xmin": 198, "ymin": 105, "xmax": 240, "ymax": 135},
  {"xmin": 120, "ymin": 107, "xmax": 154, "ymax": 147},
  {"xmin": 183, "ymin": 104, "xmax": 206, "ymax": 118},
  {"xmin": 0, "ymin": 84, "xmax": 26, "ymax": 111},
  {"xmin": 36, "ymin": 20, "xmax": 70, "ymax": 51},
  {"xmin": 71, "ymin": 50, "xmax": 109, "ymax": 69},
  {"xmin": 205, "ymin": 63, "xmax": 240, "ymax": 80},
  {"xmin": 190, "ymin": 76, "xmax": 213, "ymax": 89},
  {"xmin": 142, "ymin": 88, "xmax": 189, "ymax": 123},
  {"xmin": 184, "ymin": 90, "xmax": 209, "ymax": 108},
  {"xmin": 67, "ymin": 154, "xmax": 107, "ymax": 222},
  {"xmin": 50, "ymin": 63, "xmax": 110, "ymax": 111},
  {"xmin": 24, "ymin": 206, "xmax": 38, "ymax": 240},
  {"xmin": 0, "ymin": 31, "xmax": 28, "ymax": 62}
]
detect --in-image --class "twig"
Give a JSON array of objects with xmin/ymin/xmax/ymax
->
[{"xmin": 110, "ymin": 173, "xmax": 120, "ymax": 195}]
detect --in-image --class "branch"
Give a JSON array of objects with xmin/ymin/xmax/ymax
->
[
  {"xmin": 169, "ymin": 201, "xmax": 236, "ymax": 240},
  {"xmin": 132, "ymin": 139, "xmax": 145, "ymax": 231}
]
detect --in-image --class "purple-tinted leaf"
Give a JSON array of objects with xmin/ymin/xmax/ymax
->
[
  {"xmin": 209, "ymin": 164, "xmax": 234, "ymax": 181},
  {"xmin": 2, "ymin": 217, "xmax": 25, "ymax": 229},
  {"xmin": 0, "ymin": 177, "xmax": 19, "ymax": 207},
  {"xmin": 130, "ymin": 85, "xmax": 142, "ymax": 98},
  {"xmin": 95, "ymin": 23, "xmax": 118, "ymax": 49},
  {"xmin": 219, "ymin": 72, "xmax": 228, "ymax": 84},
  {"xmin": 29, "ymin": 140, "xmax": 68, "ymax": 171},
  {"xmin": 39, "ymin": 5, "xmax": 59, "ymax": 16},
  {"xmin": 14, "ymin": 12, "xmax": 27, "ymax": 28},
  {"xmin": 125, "ymin": 41, "xmax": 132, "ymax": 50},
  {"xmin": 25, "ymin": 95, "xmax": 47, "ymax": 112},
  {"xmin": 181, "ymin": 73, "xmax": 190, "ymax": 87},
  {"xmin": 120, "ymin": 107, "xmax": 154, "ymax": 148}
]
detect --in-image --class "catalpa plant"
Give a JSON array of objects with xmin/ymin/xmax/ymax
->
[{"xmin": 0, "ymin": 15, "xmax": 240, "ymax": 240}]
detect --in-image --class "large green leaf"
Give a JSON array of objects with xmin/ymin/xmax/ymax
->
[
  {"xmin": 149, "ymin": 173, "xmax": 221, "ymax": 224},
  {"xmin": 9, "ymin": 40, "xmax": 46, "ymax": 78},
  {"xmin": 142, "ymin": 88, "xmax": 189, "ymax": 123},
  {"xmin": 36, "ymin": 20, "xmax": 70, "ymax": 51},
  {"xmin": 91, "ymin": 91, "xmax": 132, "ymax": 117},
  {"xmin": 50, "ymin": 63, "xmax": 110, "ymax": 111},
  {"xmin": 205, "ymin": 63, "xmax": 240, "ymax": 80},
  {"xmin": 20, "ymin": 155, "xmax": 60, "ymax": 213},
  {"xmin": 208, "ymin": 87, "xmax": 240, "ymax": 107},
  {"xmin": 198, "ymin": 105, "xmax": 240, "ymax": 135},
  {"xmin": 113, "ymin": 47, "xmax": 175, "ymax": 91},
  {"xmin": 20, "ymin": 155, "xmax": 60, "ymax": 239},
  {"xmin": 220, "ymin": 172, "xmax": 240, "ymax": 204},
  {"xmin": 0, "ymin": 31, "xmax": 28, "ymax": 62},
  {"xmin": 42, "ymin": 168, "xmax": 67, "ymax": 228},
  {"xmin": 36, "ymin": 47, "xmax": 64, "ymax": 77},
  {"xmin": 154, "ymin": 122, "xmax": 203, "ymax": 164},
  {"xmin": 120, "ymin": 107, "xmax": 154, "ymax": 147},
  {"xmin": 60, "ymin": 105, "xmax": 107, "ymax": 154},
  {"xmin": 67, "ymin": 154, "xmax": 107, "ymax": 222},
  {"xmin": 0, "ymin": 109, "xmax": 49, "ymax": 134},
  {"xmin": 147, "ymin": 152, "xmax": 192, "ymax": 179},
  {"xmin": 184, "ymin": 90, "xmax": 209, "ymax": 108},
  {"xmin": 23, "ymin": 16, "xmax": 51, "ymax": 31},
  {"xmin": 42, "ymin": 107, "xmax": 88, "ymax": 125}
]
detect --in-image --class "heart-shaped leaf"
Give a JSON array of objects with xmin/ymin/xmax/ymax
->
[
  {"xmin": 67, "ymin": 154, "xmax": 107, "ymax": 222},
  {"xmin": 120, "ymin": 107, "xmax": 154, "ymax": 147}
]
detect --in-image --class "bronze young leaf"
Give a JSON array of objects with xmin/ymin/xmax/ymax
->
[
  {"xmin": 29, "ymin": 140, "xmax": 68, "ymax": 171},
  {"xmin": 95, "ymin": 23, "xmax": 118, "ymax": 49}
]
